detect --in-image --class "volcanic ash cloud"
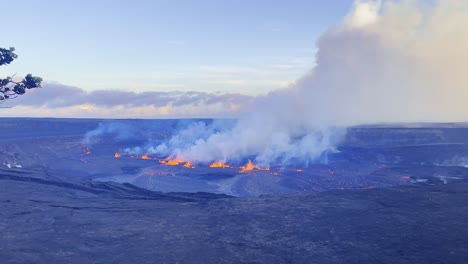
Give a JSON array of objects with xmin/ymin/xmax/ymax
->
[{"xmin": 136, "ymin": 0, "xmax": 468, "ymax": 165}]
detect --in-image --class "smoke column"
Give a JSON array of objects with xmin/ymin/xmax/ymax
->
[{"xmin": 132, "ymin": 0, "xmax": 468, "ymax": 165}]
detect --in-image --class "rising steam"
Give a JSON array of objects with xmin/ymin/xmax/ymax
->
[{"xmin": 128, "ymin": 0, "xmax": 468, "ymax": 165}]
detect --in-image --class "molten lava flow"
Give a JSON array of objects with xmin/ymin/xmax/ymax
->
[
  {"xmin": 240, "ymin": 160, "xmax": 255, "ymax": 172},
  {"xmin": 114, "ymin": 152, "xmax": 121, "ymax": 158},
  {"xmin": 239, "ymin": 160, "xmax": 270, "ymax": 172},
  {"xmin": 159, "ymin": 157, "xmax": 182, "ymax": 166},
  {"xmin": 166, "ymin": 160, "xmax": 180, "ymax": 165},
  {"xmin": 141, "ymin": 154, "xmax": 150, "ymax": 160},
  {"xmin": 82, "ymin": 144, "xmax": 91, "ymax": 155},
  {"xmin": 209, "ymin": 161, "xmax": 231, "ymax": 168},
  {"xmin": 183, "ymin": 161, "xmax": 195, "ymax": 168},
  {"xmin": 296, "ymin": 169, "xmax": 303, "ymax": 172},
  {"xmin": 245, "ymin": 160, "xmax": 255, "ymax": 170}
]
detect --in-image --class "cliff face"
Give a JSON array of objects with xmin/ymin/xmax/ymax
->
[
  {"xmin": 1, "ymin": 118, "xmax": 468, "ymax": 263},
  {"xmin": 1, "ymin": 118, "xmax": 468, "ymax": 196},
  {"xmin": 0, "ymin": 167, "xmax": 467, "ymax": 263}
]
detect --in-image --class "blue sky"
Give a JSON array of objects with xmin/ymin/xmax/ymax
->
[
  {"xmin": 2, "ymin": 0, "xmax": 467, "ymax": 123},
  {"xmin": 1, "ymin": 0, "xmax": 353, "ymax": 95}
]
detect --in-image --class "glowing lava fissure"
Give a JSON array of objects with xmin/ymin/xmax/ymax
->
[
  {"xmin": 240, "ymin": 160, "xmax": 255, "ymax": 172},
  {"xmin": 209, "ymin": 160, "xmax": 270, "ymax": 173},
  {"xmin": 159, "ymin": 156, "xmax": 183, "ymax": 166},
  {"xmin": 112, "ymin": 152, "xmax": 279, "ymax": 173},
  {"xmin": 82, "ymin": 144, "xmax": 92, "ymax": 155},
  {"xmin": 112, "ymin": 152, "xmax": 190, "ymax": 166},
  {"xmin": 239, "ymin": 160, "xmax": 270, "ymax": 173},
  {"xmin": 209, "ymin": 161, "xmax": 231, "ymax": 168},
  {"xmin": 183, "ymin": 161, "xmax": 195, "ymax": 168}
]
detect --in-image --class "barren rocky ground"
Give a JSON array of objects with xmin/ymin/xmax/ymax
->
[{"xmin": 1, "ymin": 118, "xmax": 468, "ymax": 263}]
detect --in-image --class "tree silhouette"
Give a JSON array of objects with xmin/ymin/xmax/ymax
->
[{"xmin": 0, "ymin": 47, "xmax": 42, "ymax": 103}]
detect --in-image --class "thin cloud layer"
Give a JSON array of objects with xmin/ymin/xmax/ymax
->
[
  {"xmin": 3, "ymin": 0, "xmax": 468, "ymax": 125},
  {"xmin": 2, "ymin": 83, "xmax": 254, "ymax": 118}
]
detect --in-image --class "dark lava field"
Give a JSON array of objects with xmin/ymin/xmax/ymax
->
[{"xmin": 0, "ymin": 118, "xmax": 467, "ymax": 263}]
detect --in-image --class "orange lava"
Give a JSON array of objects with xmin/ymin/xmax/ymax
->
[
  {"xmin": 240, "ymin": 160, "xmax": 255, "ymax": 172},
  {"xmin": 82, "ymin": 144, "xmax": 91, "ymax": 155},
  {"xmin": 114, "ymin": 152, "xmax": 121, "ymax": 158},
  {"xmin": 209, "ymin": 161, "xmax": 231, "ymax": 168},
  {"xmin": 159, "ymin": 157, "xmax": 182, "ymax": 166},
  {"xmin": 183, "ymin": 161, "xmax": 195, "ymax": 168},
  {"xmin": 239, "ymin": 160, "xmax": 270, "ymax": 172},
  {"xmin": 141, "ymin": 154, "xmax": 150, "ymax": 160}
]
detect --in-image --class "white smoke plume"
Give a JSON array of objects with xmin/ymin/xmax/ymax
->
[
  {"xmin": 84, "ymin": 122, "xmax": 137, "ymax": 145},
  {"xmin": 131, "ymin": 0, "xmax": 468, "ymax": 165}
]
